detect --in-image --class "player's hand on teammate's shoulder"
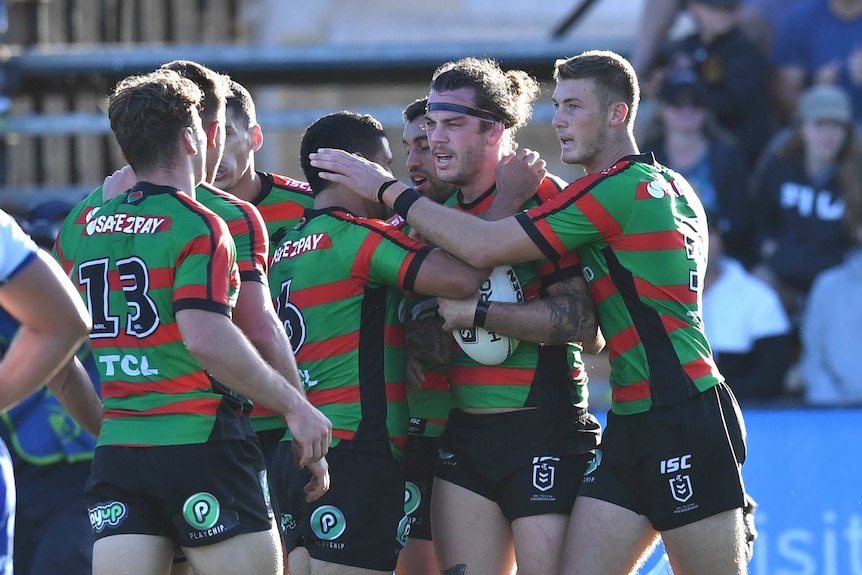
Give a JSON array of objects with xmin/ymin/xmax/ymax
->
[
  {"xmin": 495, "ymin": 148, "xmax": 546, "ymax": 208},
  {"xmin": 284, "ymin": 399, "xmax": 332, "ymax": 469},
  {"xmin": 102, "ymin": 165, "xmax": 137, "ymax": 202}
]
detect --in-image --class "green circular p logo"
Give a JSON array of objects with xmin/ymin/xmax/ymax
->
[
  {"xmin": 310, "ymin": 505, "xmax": 346, "ymax": 540},
  {"xmin": 183, "ymin": 492, "xmax": 220, "ymax": 530},
  {"xmin": 404, "ymin": 482, "xmax": 421, "ymax": 516},
  {"xmin": 584, "ymin": 449, "xmax": 603, "ymax": 476}
]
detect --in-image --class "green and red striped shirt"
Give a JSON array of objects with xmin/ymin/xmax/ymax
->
[
  {"xmin": 269, "ymin": 207, "xmax": 433, "ymax": 458},
  {"xmin": 55, "ymin": 183, "xmax": 246, "ymax": 446},
  {"xmin": 516, "ymin": 154, "xmax": 722, "ymax": 415},
  {"xmin": 446, "ymin": 176, "xmax": 590, "ymax": 411},
  {"xmin": 247, "ymin": 172, "xmax": 315, "ymax": 432}
]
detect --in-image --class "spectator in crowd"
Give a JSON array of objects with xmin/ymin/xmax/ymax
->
[
  {"xmin": 751, "ymin": 84, "xmax": 862, "ymax": 322},
  {"xmin": 799, "ymin": 210, "xmax": 862, "ymax": 405},
  {"xmin": 641, "ymin": 68, "xmax": 752, "ymax": 260},
  {"xmin": 629, "ymin": 0, "xmax": 798, "ymax": 77},
  {"xmin": 665, "ymin": 0, "xmax": 771, "ymax": 166},
  {"xmin": 771, "ymin": 0, "xmax": 862, "ymax": 130},
  {"xmin": 702, "ymin": 214, "xmax": 793, "ymax": 401}
]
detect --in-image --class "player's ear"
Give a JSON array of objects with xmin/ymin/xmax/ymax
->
[
  {"xmin": 251, "ymin": 124, "xmax": 264, "ymax": 153},
  {"xmin": 204, "ymin": 119, "xmax": 221, "ymax": 151},
  {"xmin": 608, "ymin": 102, "xmax": 629, "ymax": 127},
  {"xmin": 181, "ymin": 126, "xmax": 200, "ymax": 156},
  {"xmin": 484, "ymin": 120, "xmax": 505, "ymax": 147}
]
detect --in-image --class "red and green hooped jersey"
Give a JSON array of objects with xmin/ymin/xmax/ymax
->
[
  {"xmin": 55, "ymin": 182, "xmax": 248, "ymax": 447},
  {"xmin": 246, "ymin": 172, "xmax": 315, "ymax": 432},
  {"xmin": 445, "ymin": 176, "xmax": 589, "ymax": 411},
  {"xmin": 251, "ymin": 172, "xmax": 315, "ymax": 265},
  {"xmin": 400, "ymin": 293, "xmax": 451, "ymax": 439},
  {"xmin": 197, "ymin": 182, "xmax": 268, "ymax": 286},
  {"xmin": 387, "ymin": 216, "xmax": 451, "ymax": 439},
  {"xmin": 268, "ymin": 207, "xmax": 434, "ymax": 458},
  {"xmin": 515, "ymin": 154, "xmax": 722, "ymax": 415},
  {"xmin": 405, "ymin": 374, "xmax": 450, "ymax": 438}
]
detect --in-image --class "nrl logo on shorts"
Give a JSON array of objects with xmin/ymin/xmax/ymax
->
[
  {"xmin": 532, "ymin": 456, "xmax": 559, "ymax": 492},
  {"xmin": 669, "ymin": 474, "xmax": 694, "ymax": 503}
]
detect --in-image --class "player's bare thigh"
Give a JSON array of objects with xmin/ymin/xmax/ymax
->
[
  {"xmin": 662, "ymin": 508, "xmax": 747, "ymax": 575},
  {"xmin": 181, "ymin": 525, "xmax": 283, "ymax": 575},
  {"xmin": 396, "ymin": 538, "xmax": 438, "ymax": 575},
  {"xmin": 432, "ymin": 478, "xmax": 515, "ymax": 575},
  {"xmin": 93, "ymin": 534, "xmax": 175, "ymax": 575},
  {"xmin": 561, "ymin": 496, "xmax": 658, "ymax": 575},
  {"xmin": 510, "ymin": 512, "xmax": 569, "ymax": 575}
]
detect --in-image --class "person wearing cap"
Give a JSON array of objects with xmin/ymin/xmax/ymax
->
[
  {"xmin": 751, "ymin": 84, "xmax": 862, "ymax": 323},
  {"xmin": 642, "ymin": 68, "xmax": 753, "ymax": 261},
  {"xmin": 665, "ymin": 0, "xmax": 771, "ymax": 167}
]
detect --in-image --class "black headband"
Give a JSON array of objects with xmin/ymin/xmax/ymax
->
[{"xmin": 427, "ymin": 102, "xmax": 501, "ymax": 123}]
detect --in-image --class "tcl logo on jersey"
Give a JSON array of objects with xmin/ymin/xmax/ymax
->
[
  {"xmin": 86, "ymin": 213, "xmax": 170, "ymax": 236},
  {"xmin": 660, "ymin": 454, "xmax": 692, "ymax": 474},
  {"xmin": 98, "ymin": 354, "xmax": 159, "ymax": 377},
  {"xmin": 271, "ymin": 233, "xmax": 332, "ymax": 265}
]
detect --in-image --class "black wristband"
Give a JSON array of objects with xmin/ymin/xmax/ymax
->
[
  {"xmin": 473, "ymin": 300, "xmax": 491, "ymax": 328},
  {"xmin": 376, "ymin": 179, "xmax": 400, "ymax": 203},
  {"xmin": 393, "ymin": 187, "xmax": 423, "ymax": 218}
]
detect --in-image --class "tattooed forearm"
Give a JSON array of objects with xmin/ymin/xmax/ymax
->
[
  {"xmin": 405, "ymin": 314, "xmax": 452, "ymax": 365},
  {"xmin": 544, "ymin": 276, "xmax": 600, "ymax": 346}
]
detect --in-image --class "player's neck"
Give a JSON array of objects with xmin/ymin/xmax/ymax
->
[
  {"xmin": 135, "ymin": 166, "xmax": 198, "ymax": 198},
  {"xmin": 315, "ymin": 186, "xmax": 374, "ymax": 217},
  {"xmin": 230, "ymin": 170, "xmax": 261, "ymax": 203},
  {"xmin": 459, "ymin": 165, "xmax": 498, "ymax": 203},
  {"xmin": 582, "ymin": 136, "xmax": 639, "ymax": 174}
]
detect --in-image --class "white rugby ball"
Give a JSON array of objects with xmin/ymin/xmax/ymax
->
[{"xmin": 453, "ymin": 264, "xmax": 524, "ymax": 365}]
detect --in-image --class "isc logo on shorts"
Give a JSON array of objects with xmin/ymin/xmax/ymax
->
[{"xmin": 660, "ymin": 454, "xmax": 691, "ymax": 474}]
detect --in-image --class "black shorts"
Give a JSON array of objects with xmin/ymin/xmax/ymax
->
[
  {"xmin": 403, "ymin": 434, "xmax": 439, "ymax": 541},
  {"xmin": 256, "ymin": 428, "xmax": 287, "ymax": 522},
  {"xmin": 579, "ymin": 382, "xmax": 747, "ymax": 531},
  {"xmin": 435, "ymin": 408, "xmax": 600, "ymax": 521},
  {"xmin": 272, "ymin": 440, "xmax": 407, "ymax": 572},
  {"xmin": 85, "ymin": 439, "xmax": 273, "ymax": 547}
]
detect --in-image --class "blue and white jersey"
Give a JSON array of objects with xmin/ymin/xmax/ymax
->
[{"xmin": 0, "ymin": 210, "xmax": 38, "ymax": 284}]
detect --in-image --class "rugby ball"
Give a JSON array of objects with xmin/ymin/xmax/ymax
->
[{"xmin": 453, "ymin": 265, "xmax": 524, "ymax": 365}]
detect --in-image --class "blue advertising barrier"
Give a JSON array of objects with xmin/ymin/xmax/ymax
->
[{"xmin": 636, "ymin": 406, "xmax": 862, "ymax": 574}]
